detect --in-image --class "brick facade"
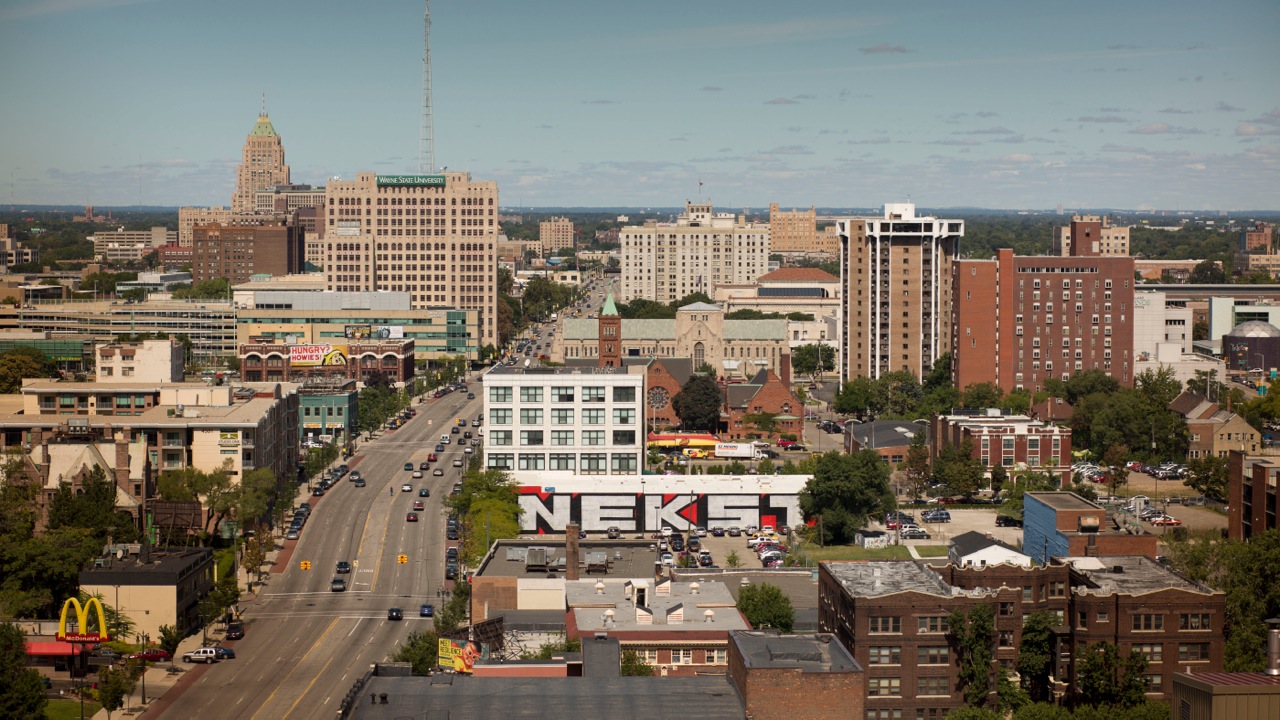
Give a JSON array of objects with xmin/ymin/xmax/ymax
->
[{"xmin": 721, "ymin": 370, "xmax": 804, "ymax": 443}]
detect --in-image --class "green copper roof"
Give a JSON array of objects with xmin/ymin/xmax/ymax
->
[
  {"xmin": 601, "ymin": 292, "xmax": 619, "ymax": 316},
  {"xmin": 248, "ymin": 115, "xmax": 278, "ymax": 137}
]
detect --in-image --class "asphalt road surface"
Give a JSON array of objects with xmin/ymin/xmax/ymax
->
[{"xmin": 158, "ymin": 385, "xmax": 484, "ymax": 720}]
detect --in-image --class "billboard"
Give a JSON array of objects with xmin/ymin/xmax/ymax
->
[
  {"xmin": 438, "ymin": 639, "xmax": 488, "ymax": 673},
  {"xmin": 377, "ymin": 175, "xmax": 447, "ymax": 188},
  {"xmin": 516, "ymin": 488, "xmax": 802, "ymax": 534},
  {"xmin": 289, "ymin": 344, "xmax": 348, "ymax": 367},
  {"xmin": 344, "ymin": 325, "xmax": 404, "ymax": 340}
]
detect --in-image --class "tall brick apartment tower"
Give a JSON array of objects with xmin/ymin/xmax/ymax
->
[
  {"xmin": 597, "ymin": 292, "xmax": 621, "ymax": 367},
  {"xmin": 838, "ymin": 203, "xmax": 964, "ymax": 382},
  {"xmin": 231, "ymin": 111, "xmax": 290, "ymax": 214},
  {"xmin": 952, "ymin": 248, "xmax": 1136, "ymax": 393}
]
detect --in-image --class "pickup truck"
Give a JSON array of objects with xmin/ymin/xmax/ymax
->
[{"xmin": 182, "ymin": 647, "xmax": 220, "ymax": 664}]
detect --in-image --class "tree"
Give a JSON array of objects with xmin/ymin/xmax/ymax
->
[
  {"xmin": 934, "ymin": 439, "xmax": 985, "ymax": 499},
  {"xmin": 1102, "ymin": 445, "xmax": 1130, "ymax": 496},
  {"xmin": 1012, "ymin": 704, "xmax": 1073, "ymax": 720},
  {"xmin": 1188, "ymin": 258, "xmax": 1226, "ymax": 284},
  {"xmin": 945, "ymin": 709, "xmax": 1001, "ymax": 720},
  {"xmin": 47, "ymin": 466, "xmax": 139, "ymax": 542},
  {"xmin": 1017, "ymin": 611, "xmax": 1058, "ymax": 702},
  {"xmin": 798, "ymin": 450, "xmax": 894, "ymax": 545},
  {"xmin": 948, "ymin": 604, "xmax": 996, "ymax": 707},
  {"xmin": 724, "ymin": 550, "xmax": 743, "ymax": 568},
  {"xmin": 672, "ymin": 374, "xmax": 722, "ymax": 433},
  {"xmin": 989, "ymin": 465, "xmax": 1008, "ymax": 500},
  {"xmin": 792, "ymin": 344, "xmax": 836, "ymax": 377},
  {"xmin": 900, "ymin": 430, "xmax": 932, "ymax": 501},
  {"xmin": 241, "ymin": 533, "xmax": 270, "ymax": 585},
  {"xmin": 880, "ymin": 371, "xmax": 923, "ymax": 418},
  {"xmin": 737, "ymin": 582, "xmax": 795, "ymax": 632},
  {"xmin": 0, "ymin": 348, "xmax": 56, "ymax": 393},
  {"xmin": 157, "ymin": 624, "xmax": 184, "ymax": 658},
  {"xmin": 756, "ymin": 458, "xmax": 775, "ymax": 475},
  {"xmin": 1184, "ymin": 455, "xmax": 1228, "ymax": 500},
  {"xmin": 620, "ymin": 649, "xmax": 655, "ymax": 676},
  {"xmin": 391, "ymin": 630, "xmax": 441, "ymax": 674},
  {"xmin": 0, "ymin": 621, "xmax": 47, "ymax": 719},
  {"xmin": 997, "ymin": 668, "xmax": 1032, "ymax": 714},
  {"xmin": 1075, "ymin": 641, "xmax": 1149, "ymax": 708},
  {"xmin": 961, "ymin": 382, "xmax": 1003, "ymax": 409},
  {"xmin": 523, "ymin": 635, "xmax": 582, "ymax": 660},
  {"xmin": 833, "ymin": 375, "xmax": 879, "ymax": 417},
  {"xmin": 97, "ymin": 663, "xmax": 137, "ymax": 719}
]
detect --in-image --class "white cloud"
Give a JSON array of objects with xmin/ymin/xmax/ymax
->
[
  {"xmin": 860, "ymin": 43, "xmax": 910, "ymax": 54},
  {"xmin": 1131, "ymin": 123, "xmax": 1203, "ymax": 135}
]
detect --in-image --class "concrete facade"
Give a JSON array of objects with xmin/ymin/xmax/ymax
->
[
  {"xmin": 80, "ymin": 547, "xmax": 214, "ymax": 639},
  {"xmin": 1052, "ymin": 215, "xmax": 1130, "ymax": 257},
  {"xmin": 539, "ymin": 216, "xmax": 574, "ymax": 255},
  {"xmin": 231, "ymin": 113, "xmax": 290, "ymax": 214},
  {"xmin": 96, "ymin": 339, "xmax": 184, "ymax": 384}
]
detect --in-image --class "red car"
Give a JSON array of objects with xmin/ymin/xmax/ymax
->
[
  {"xmin": 1151, "ymin": 516, "xmax": 1182, "ymax": 526},
  {"xmin": 427, "ymin": 453, "xmax": 438, "ymax": 462},
  {"xmin": 776, "ymin": 440, "xmax": 798, "ymax": 449},
  {"xmin": 129, "ymin": 648, "xmax": 171, "ymax": 662},
  {"xmin": 406, "ymin": 512, "xmax": 419, "ymax": 522}
]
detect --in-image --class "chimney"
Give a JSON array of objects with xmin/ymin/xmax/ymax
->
[
  {"xmin": 565, "ymin": 523, "xmax": 580, "ymax": 581},
  {"xmin": 115, "ymin": 427, "xmax": 131, "ymax": 488},
  {"xmin": 1267, "ymin": 618, "xmax": 1280, "ymax": 676},
  {"xmin": 779, "ymin": 352, "xmax": 792, "ymax": 387}
]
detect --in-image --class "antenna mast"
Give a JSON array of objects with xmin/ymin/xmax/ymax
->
[{"xmin": 420, "ymin": 0, "xmax": 435, "ymax": 174}]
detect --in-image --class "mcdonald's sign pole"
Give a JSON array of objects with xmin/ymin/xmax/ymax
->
[{"xmin": 57, "ymin": 597, "xmax": 108, "ymax": 720}]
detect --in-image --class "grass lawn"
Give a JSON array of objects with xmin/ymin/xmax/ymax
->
[
  {"xmin": 799, "ymin": 544, "xmax": 914, "ymax": 561},
  {"xmin": 46, "ymin": 698, "xmax": 101, "ymax": 720},
  {"xmin": 913, "ymin": 545, "xmax": 949, "ymax": 557}
]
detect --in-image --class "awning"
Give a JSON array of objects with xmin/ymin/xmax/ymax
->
[{"xmin": 26, "ymin": 641, "xmax": 84, "ymax": 656}]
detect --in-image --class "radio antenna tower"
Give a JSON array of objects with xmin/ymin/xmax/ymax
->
[{"xmin": 420, "ymin": 0, "xmax": 435, "ymax": 174}]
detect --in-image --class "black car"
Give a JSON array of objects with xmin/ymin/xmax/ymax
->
[
  {"xmin": 387, "ymin": 607, "xmax": 403, "ymax": 621},
  {"xmin": 447, "ymin": 527, "xmax": 458, "ymax": 540},
  {"xmin": 311, "ymin": 486, "xmax": 325, "ymax": 497},
  {"xmin": 901, "ymin": 528, "xmax": 932, "ymax": 540},
  {"xmin": 225, "ymin": 621, "xmax": 245, "ymax": 640},
  {"xmin": 420, "ymin": 461, "xmax": 430, "ymax": 470},
  {"xmin": 336, "ymin": 561, "xmax": 352, "ymax": 574},
  {"xmin": 419, "ymin": 487, "xmax": 430, "ymax": 497},
  {"xmin": 435, "ymin": 444, "xmax": 445, "ymax": 452},
  {"xmin": 445, "ymin": 564, "xmax": 458, "ymax": 581},
  {"xmin": 451, "ymin": 426, "xmax": 460, "ymax": 434},
  {"xmin": 330, "ymin": 578, "xmax": 347, "ymax": 592},
  {"xmin": 711, "ymin": 527, "xmax": 725, "ymax": 537},
  {"xmin": 995, "ymin": 515, "xmax": 1023, "ymax": 528},
  {"xmin": 353, "ymin": 478, "xmax": 366, "ymax": 487}
]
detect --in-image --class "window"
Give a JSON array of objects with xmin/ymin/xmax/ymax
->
[
  {"xmin": 1049, "ymin": 581, "xmax": 1066, "ymax": 598},
  {"xmin": 613, "ymin": 408, "xmax": 635, "ymax": 425},
  {"xmin": 519, "ymin": 408, "xmax": 543, "ymax": 425},
  {"xmin": 1000, "ymin": 602, "xmax": 1015, "ymax": 617},
  {"xmin": 998, "ymin": 631, "xmax": 1014, "ymax": 647},
  {"xmin": 520, "ymin": 386, "xmax": 543, "ymax": 403},
  {"xmin": 489, "ymin": 408, "xmax": 512, "ymax": 425},
  {"xmin": 918, "ymin": 616, "xmax": 948, "ymax": 634},
  {"xmin": 580, "ymin": 453, "xmax": 606, "ymax": 473},
  {"xmin": 489, "ymin": 386, "xmax": 512, "ymax": 403},
  {"xmin": 1179, "ymin": 613, "xmax": 1210, "ymax": 631},
  {"xmin": 486, "ymin": 453, "xmax": 514, "ymax": 470},
  {"xmin": 1098, "ymin": 611, "xmax": 1109, "ymax": 622},
  {"xmin": 867, "ymin": 711, "xmax": 903, "ymax": 720},
  {"xmin": 1136, "ymin": 644, "xmax": 1163, "ymax": 662},
  {"xmin": 582, "ymin": 409, "xmax": 605, "ymax": 425},
  {"xmin": 917, "ymin": 677, "xmax": 948, "ymax": 696},
  {"xmin": 519, "ymin": 430, "xmax": 543, "ymax": 446},
  {"xmin": 612, "ymin": 430, "xmax": 636, "ymax": 445},
  {"xmin": 518, "ymin": 453, "xmax": 544, "ymax": 471},
  {"xmin": 917, "ymin": 646, "xmax": 949, "ymax": 665},
  {"xmin": 1023, "ymin": 585, "xmax": 1033, "ymax": 601},
  {"xmin": 1178, "ymin": 643, "xmax": 1210, "ymax": 661},
  {"xmin": 868, "ymin": 646, "xmax": 901, "ymax": 665},
  {"xmin": 870, "ymin": 616, "xmax": 901, "ymax": 633},
  {"xmin": 611, "ymin": 453, "xmax": 637, "ymax": 473},
  {"xmin": 868, "ymin": 677, "xmax": 901, "ymax": 696},
  {"xmin": 705, "ymin": 648, "xmax": 726, "ymax": 664},
  {"xmin": 583, "ymin": 386, "xmax": 605, "ymax": 402},
  {"xmin": 550, "ymin": 386, "xmax": 574, "ymax": 402},
  {"xmin": 1133, "ymin": 614, "xmax": 1164, "ymax": 632},
  {"xmin": 551, "ymin": 408, "xmax": 574, "ymax": 425},
  {"xmin": 549, "ymin": 453, "xmax": 575, "ymax": 471},
  {"xmin": 583, "ymin": 430, "xmax": 604, "ymax": 446},
  {"xmin": 551, "ymin": 430, "xmax": 574, "ymax": 446},
  {"xmin": 1078, "ymin": 611, "xmax": 1088, "ymax": 629},
  {"xmin": 613, "ymin": 386, "xmax": 636, "ymax": 402},
  {"xmin": 489, "ymin": 430, "xmax": 512, "ymax": 446},
  {"xmin": 1144, "ymin": 674, "xmax": 1163, "ymax": 693}
]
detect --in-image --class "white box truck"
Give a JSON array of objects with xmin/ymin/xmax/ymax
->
[{"xmin": 714, "ymin": 442, "xmax": 762, "ymax": 460}]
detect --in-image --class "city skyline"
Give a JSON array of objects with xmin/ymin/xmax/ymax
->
[{"xmin": 1, "ymin": 0, "xmax": 1277, "ymax": 210}]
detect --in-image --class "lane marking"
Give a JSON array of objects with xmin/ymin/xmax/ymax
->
[{"xmin": 249, "ymin": 616, "xmax": 340, "ymax": 720}]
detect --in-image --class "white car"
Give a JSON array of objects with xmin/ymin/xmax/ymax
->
[
  {"xmin": 660, "ymin": 552, "xmax": 675, "ymax": 566},
  {"xmin": 401, "ymin": 483, "xmax": 413, "ymax": 492}
]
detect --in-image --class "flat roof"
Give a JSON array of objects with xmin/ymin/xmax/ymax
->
[
  {"xmin": 80, "ymin": 548, "xmax": 212, "ymax": 585},
  {"xmin": 730, "ymin": 631, "xmax": 861, "ymax": 673},
  {"xmin": 475, "ymin": 540, "xmax": 658, "ymax": 579},
  {"xmin": 568, "ymin": 578, "xmax": 748, "ymax": 634},
  {"xmin": 1068, "ymin": 556, "xmax": 1218, "ymax": 596},
  {"xmin": 822, "ymin": 561, "xmax": 953, "ymax": 598},
  {"xmin": 347, "ymin": 675, "xmax": 745, "ymax": 720},
  {"xmin": 1027, "ymin": 491, "xmax": 1102, "ymax": 511},
  {"xmin": 485, "ymin": 365, "xmax": 640, "ymax": 377}
]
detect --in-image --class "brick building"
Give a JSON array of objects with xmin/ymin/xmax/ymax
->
[
  {"xmin": 155, "ymin": 241, "xmax": 193, "ymax": 268},
  {"xmin": 191, "ymin": 222, "xmax": 305, "ymax": 285},
  {"xmin": 539, "ymin": 216, "xmax": 574, "ymax": 255},
  {"xmin": 721, "ymin": 369, "xmax": 804, "ymax": 444},
  {"xmin": 1227, "ymin": 450, "xmax": 1280, "ymax": 541},
  {"xmin": 1023, "ymin": 492, "xmax": 1159, "ymax": 563},
  {"xmin": 1052, "ymin": 215, "xmax": 1130, "ymax": 257},
  {"xmin": 930, "ymin": 409, "xmax": 1073, "ymax": 484},
  {"xmin": 768, "ymin": 204, "xmax": 829, "ymax": 256},
  {"xmin": 239, "ymin": 339, "xmax": 414, "ymax": 385},
  {"xmin": 844, "ymin": 420, "xmax": 925, "ymax": 466},
  {"xmin": 1241, "ymin": 221, "xmax": 1274, "ymax": 254},
  {"xmin": 727, "ymin": 631, "xmax": 863, "ymax": 720},
  {"xmin": 819, "ymin": 556, "xmax": 1224, "ymax": 716},
  {"xmin": 952, "ymin": 248, "xmax": 1137, "ymax": 394}
]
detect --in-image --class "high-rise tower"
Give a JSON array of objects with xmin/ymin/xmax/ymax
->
[
  {"xmin": 420, "ymin": 0, "xmax": 435, "ymax": 174},
  {"xmin": 231, "ymin": 103, "xmax": 290, "ymax": 214}
]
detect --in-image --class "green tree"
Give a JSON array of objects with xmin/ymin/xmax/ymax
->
[
  {"xmin": 792, "ymin": 344, "xmax": 836, "ymax": 377},
  {"xmin": 1184, "ymin": 455, "xmax": 1228, "ymax": 500},
  {"xmin": 948, "ymin": 604, "xmax": 996, "ymax": 707},
  {"xmin": 1102, "ymin": 445, "xmax": 1131, "ymax": 496},
  {"xmin": 157, "ymin": 624, "xmax": 184, "ymax": 658},
  {"xmin": 989, "ymin": 465, "xmax": 1008, "ymax": 500},
  {"xmin": 672, "ymin": 374, "xmax": 722, "ymax": 433},
  {"xmin": 97, "ymin": 663, "xmax": 137, "ymax": 719},
  {"xmin": 880, "ymin": 370, "xmax": 923, "ymax": 418},
  {"xmin": 391, "ymin": 630, "xmax": 441, "ymax": 674},
  {"xmin": 1187, "ymin": 258, "xmax": 1226, "ymax": 284},
  {"xmin": 798, "ymin": 450, "xmax": 895, "ymax": 545},
  {"xmin": 737, "ymin": 582, "xmax": 795, "ymax": 632},
  {"xmin": 833, "ymin": 375, "xmax": 880, "ymax": 417},
  {"xmin": 0, "ymin": 347, "xmax": 56, "ymax": 393},
  {"xmin": 523, "ymin": 635, "xmax": 581, "ymax": 660},
  {"xmin": 1075, "ymin": 641, "xmax": 1149, "ymax": 708},
  {"xmin": 620, "ymin": 649, "xmax": 655, "ymax": 676},
  {"xmin": 46, "ymin": 466, "xmax": 139, "ymax": 543},
  {"xmin": 1017, "ymin": 611, "xmax": 1058, "ymax": 702},
  {"xmin": 934, "ymin": 438, "xmax": 985, "ymax": 499},
  {"xmin": 0, "ymin": 621, "xmax": 47, "ymax": 719},
  {"xmin": 961, "ymin": 382, "xmax": 1003, "ymax": 409},
  {"xmin": 724, "ymin": 550, "xmax": 743, "ymax": 568},
  {"xmin": 1011, "ymin": 704, "xmax": 1073, "ymax": 720},
  {"xmin": 944, "ymin": 705, "xmax": 1001, "ymax": 720},
  {"xmin": 756, "ymin": 458, "xmax": 775, "ymax": 475},
  {"xmin": 900, "ymin": 430, "xmax": 932, "ymax": 501}
]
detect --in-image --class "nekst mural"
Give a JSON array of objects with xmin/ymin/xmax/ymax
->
[{"xmin": 516, "ymin": 489, "xmax": 802, "ymax": 533}]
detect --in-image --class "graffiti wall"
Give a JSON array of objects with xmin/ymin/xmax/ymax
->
[{"xmin": 516, "ymin": 483, "xmax": 804, "ymax": 533}]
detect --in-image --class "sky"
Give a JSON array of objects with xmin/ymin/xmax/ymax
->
[{"xmin": 1, "ymin": 0, "xmax": 1278, "ymax": 210}]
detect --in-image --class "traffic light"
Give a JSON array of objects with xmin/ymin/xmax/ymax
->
[
  {"xmin": 300, "ymin": 560, "xmax": 311, "ymax": 570},
  {"xmin": 397, "ymin": 554, "xmax": 408, "ymax": 565}
]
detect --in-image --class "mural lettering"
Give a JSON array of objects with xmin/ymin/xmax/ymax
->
[{"xmin": 516, "ymin": 491, "xmax": 801, "ymax": 533}]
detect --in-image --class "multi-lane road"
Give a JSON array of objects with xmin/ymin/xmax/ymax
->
[{"xmin": 160, "ymin": 385, "xmax": 484, "ymax": 719}]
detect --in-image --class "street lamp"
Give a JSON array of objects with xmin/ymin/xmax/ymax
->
[{"xmin": 1255, "ymin": 353, "xmax": 1266, "ymax": 373}]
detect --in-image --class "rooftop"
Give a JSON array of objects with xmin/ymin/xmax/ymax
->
[
  {"xmin": 80, "ymin": 547, "xmax": 212, "ymax": 585},
  {"xmin": 823, "ymin": 561, "xmax": 952, "ymax": 599},
  {"xmin": 567, "ymin": 578, "xmax": 748, "ymax": 634},
  {"xmin": 484, "ymin": 365, "xmax": 639, "ymax": 378},
  {"xmin": 347, "ymin": 675, "xmax": 745, "ymax": 720},
  {"xmin": 730, "ymin": 631, "xmax": 861, "ymax": 673},
  {"xmin": 1027, "ymin": 491, "xmax": 1102, "ymax": 512},
  {"xmin": 847, "ymin": 420, "xmax": 927, "ymax": 449},
  {"xmin": 475, "ymin": 540, "xmax": 659, "ymax": 580},
  {"xmin": 950, "ymin": 531, "xmax": 1025, "ymax": 559},
  {"xmin": 1068, "ymin": 556, "xmax": 1218, "ymax": 596},
  {"xmin": 756, "ymin": 267, "xmax": 840, "ymax": 284}
]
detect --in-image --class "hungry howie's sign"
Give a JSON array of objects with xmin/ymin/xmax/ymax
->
[{"xmin": 289, "ymin": 344, "xmax": 348, "ymax": 367}]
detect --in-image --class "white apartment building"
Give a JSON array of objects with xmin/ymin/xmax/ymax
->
[
  {"xmin": 482, "ymin": 365, "xmax": 644, "ymax": 476},
  {"xmin": 620, "ymin": 201, "xmax": 770, "ymax": 304},
  {"xmin": 322, "ymin": 172, "xmax": 499, "ymax": 345},
  {"xmin": 90, "ymin": 227, "xmax": 176, "ymax": 263},
  {"xmin": 96, "ymin": 339, "xmax": 184, "ymax": 383}
]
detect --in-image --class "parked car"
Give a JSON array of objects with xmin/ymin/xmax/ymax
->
[
  {"xmin": 182, "ymin": 648, "xmax": 220, "ymax": 664},
  {"xmin": 130, "ymin": 648, "xmax": 172, "ymax": 662},
  {"xmin": 922, "ymin": 510, "xmax": 951, "ymax": 523},
  {"xmin": 995, "ymin": 515, "xmax": 1023, "ymax": 528},
  {"xmin": 213, "ymin": 646, "xmax": 236, "ymax": 660},
  {"xmin": 901, "ymin": 528, "xmax": 932, "ymax": 540}
]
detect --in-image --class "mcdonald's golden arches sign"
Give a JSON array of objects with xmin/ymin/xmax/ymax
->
[{"xmin": 57, "ymin": 597, "xmax": 109, "ymax": 643}]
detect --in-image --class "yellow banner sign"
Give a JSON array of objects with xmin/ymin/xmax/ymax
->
[
  {"xmin": 437, "ymin": 639, "xmax": 487, "ymax": 673},
  {"xmin": 57, "ymin": 597, "xmax": 109, "ymax": 643}
]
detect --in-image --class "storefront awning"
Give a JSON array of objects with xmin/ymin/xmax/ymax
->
[{"xmin": 26, "ymin": 641, "xmax": 84, "ymax": 656}]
